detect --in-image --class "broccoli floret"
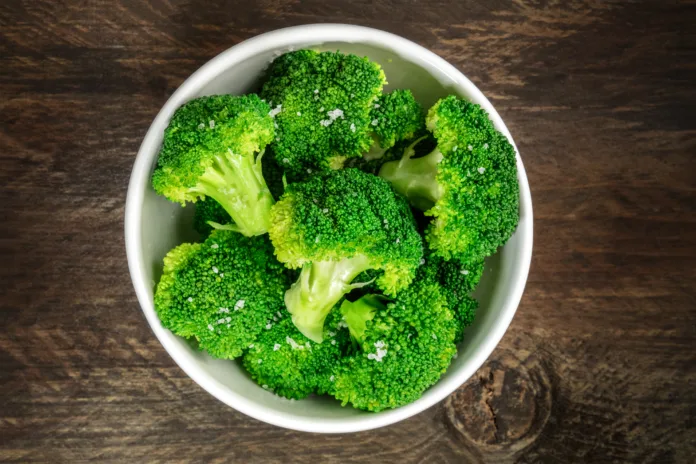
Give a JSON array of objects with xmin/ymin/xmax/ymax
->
[
  {"xmin": 379, "ymin": 96, "xmax": 520, "ymax": 262},
  {"xmin": 242, "ymin": 308, "xmax": 351, "ymax": 399},
  {"xmin": 152, "ymin": 94, "xmax": 276, "ymax": 236},
  {"xmin": 154, "ymin": 230, "xmax": 289, "ymax": 359},
  {"xmin": 367, "ymin": 89, "xmax": 425, "ymax": 157},
  {"xmin": 332, "ymin": 278, "xmax": 457, "ymax": 411},
  {"xmin": 350, "ymin": 89, "xmax": 426, "ymax": 174},
  {"xmin": 268, "ymin": 168, "xmax": 423, "ymax": 343},
  {"xmin": 260, "ymin": 50, "xmax": 386, "ymax": 177},
  {"xmin": 193, "ymin": 197, "xmax": 231, "ymax": 238},
  {"xmin": 421, "ymin": 251, "xmax": 484, "ymax": 342}
]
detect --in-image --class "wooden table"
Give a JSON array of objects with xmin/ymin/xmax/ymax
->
[{"xmin": 2, "ymin": 1, "xmax": 694, "ymax": 462}]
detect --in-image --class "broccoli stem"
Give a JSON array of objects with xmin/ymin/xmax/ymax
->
[
  {"xmin": 340, "ymin": 294, "xmax": 386, "ymax": 345},
  {"xmin": 378, "ymin": 137, "xmax": 444, "ymax": 211},
  {"xmin": 285, "ymin": 255, "xmax": 372, "ymax": 343},
  {"xmin": 363, "ymin": 134, "xmax": 387, "ymax": 161},
  {"xmin": 192, "ymin": 150, "xmax": 274, "ymax": 236}
]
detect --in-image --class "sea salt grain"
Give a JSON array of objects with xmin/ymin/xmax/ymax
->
[
  {"xmin": 269, "ymin": 104, "xmax": 282, "ymax": 118},
  {"xmin": 286, "ymin": 337, "xmax": 301, "ymax": 350},
  {"xmin": 368, "ymin": 347, "xmax": 387, "ymax": 362}
]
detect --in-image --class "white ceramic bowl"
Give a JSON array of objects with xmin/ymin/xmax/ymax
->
[{"xmin": 125, "ymin": 24, "xmax": 533, "ymax": 433}]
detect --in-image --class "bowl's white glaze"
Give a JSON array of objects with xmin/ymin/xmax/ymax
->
[{"xmin": 124, "ymin": 24, "xmax": 533, "ymax": 433}]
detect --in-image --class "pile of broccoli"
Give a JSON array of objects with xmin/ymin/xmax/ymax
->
[{"xmin": 151, "ymin": 49, "xmax": 519, "ymax": 412}]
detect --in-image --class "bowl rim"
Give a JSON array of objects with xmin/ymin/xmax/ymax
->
[{"xmin": 124, "ymin": 23, "xmax": 533, "ymax": 433}]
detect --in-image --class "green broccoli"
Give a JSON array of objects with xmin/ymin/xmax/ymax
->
[
  {"xmin": 192, "ymin": 147, "xmax": 287, "ymax": 239},
  {"xmin": 366, "ymin": 89, "xmax": 425, "ymax": 159},
  {"xmin": 193, "ymin": 197, "xmax": 231, "ymax": 238},
  {"xmin": 421, "ymin": 251, "xmax": 484, "ymax": 342},
  {"xmin": 152, "ymin": 94, "xmax": 276, "ymax": 237},
  {"xmin": 268, "ymin": 168, "xmax": 423, "ymax": 343},
  {"xmin": 260, "ymin": 50, "xmax": 386, "ymax": 177},
  {"xmin": 154, "ymin": 230, "xmax": 289, "ymax": 359},
  {"xmin": 242, "ymin": 308, "xmax": 351, "ymax": 399},
  {"xmin": 379, "ymin": 96, "xmax": 520, "ymax": 263},
  {"xmin": 331, "ymin": 277, "xmax": 457, "ymax": 411},
  {"xmin": 349, "ymin": 89, "xmax": 426, "ymax": 175}
]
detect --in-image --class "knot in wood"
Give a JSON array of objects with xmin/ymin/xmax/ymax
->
[{"xmin": 445, "ymin": 348, "xmax": 553, "ymax": 455}]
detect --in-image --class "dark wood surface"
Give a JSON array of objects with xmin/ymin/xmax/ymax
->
[{"xmin": 2, "ymin": 1, "xmax": 695, "ymax": 462}]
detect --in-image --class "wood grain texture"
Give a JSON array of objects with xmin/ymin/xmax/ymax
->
[{"xmin": 1, "ymin": 0, "xmax": 695, "ymax": 462}]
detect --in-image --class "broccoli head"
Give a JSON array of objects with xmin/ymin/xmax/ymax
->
[
  {"xmin": 331, "ymin": 277, "xmax": 457, "ymax": 411},
  {"xmin": 350, "ymin": 89, "xmax": 426, "ymax": 174},
  {"xmin": 260, "ymin": 50, "xmax": 386, "ymax": 177},
  {"xmin": 379, "ymin": 96, "xmax": 520, "ymax": 262},
  {"xmin": 154, "ymin": 230, "xmax": 289, "ymax": 359},
  {"xmin": 368, "ymin": 89, "xmax": 425, "ymax": 157},
  {"xmin": 193, "ymin": 197, "xmax": 231, "ymax": 238},
  {"xmin": 268, "ymin": 168, "xmax": 423, "ymax": 343},
  {"xmin": 242, "ymin": 308, "xmax": 351, "ymax": 399},
  {"xmin": 152, "ymin": 94, "xmax": 276, "ymax": 236},
  {"xmin": 421, "ymin": 251, "xmax": 484, "ymax": 342}
]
